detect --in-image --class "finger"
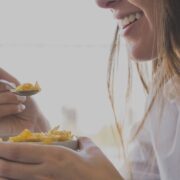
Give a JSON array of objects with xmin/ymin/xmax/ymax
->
[
  {"xmin": 0, "ymin": 92, "xmax": 26, "ymax": 104},
  {"xmin": 0, "ymin": 143, "xmax": 46, "ymax": 164},
  {"xmin": 0, "ymin": 104, "xmax": 26, "ymax": 118},
  {"xmin": 78, "ymin": 137, "xmax": 101, "ymax": 157},
  {"xmin": 0, "ymin": 177, "xmax": 8, "ymax": 180},
  {"xmin": 0, "ymin": 68, "xmax": 19, "ymax": 86},
  {"xmin": 0, "ymin": 158, "xmax": 39, "ymax": 180},
  {"xmin": 0, "ymin": 79, "xmax": 17, "ymax": 94},
  {"xmin": 78, "ymin": 137, "xmax": 96, "ymax": 151},
  {"xmin": 0, "ymin": 80, "xmax": 16, "ymax": 93}
]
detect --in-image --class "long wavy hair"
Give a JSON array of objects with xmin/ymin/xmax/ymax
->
[{"xmin": 107, "ymin": 0, "xmax": 180, "ymax": 172}]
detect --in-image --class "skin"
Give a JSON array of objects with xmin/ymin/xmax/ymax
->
[
  {"xmin": 0, "ymin": 138, "xmax": 120, "ymax": 180},
  {"xmin": 0, "ymin": 68, "xmax": 50, "ymax": 137},
  {"xmin": 96, "ymin": 0, "xmax": 157, "ymax": 60},
  {"xmin": 0, "ymin": 0, "xmax": 158, "ymax": 179}
]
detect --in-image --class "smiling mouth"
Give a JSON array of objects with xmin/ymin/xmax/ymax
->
[{"xmin": 120, "ymin": 12, "xmax": 143, "ymax": 29}]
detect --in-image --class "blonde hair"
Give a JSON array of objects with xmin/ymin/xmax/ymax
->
[{"xmin": 107, "ymin": 0, "xmax": 180, "ymax": 177}]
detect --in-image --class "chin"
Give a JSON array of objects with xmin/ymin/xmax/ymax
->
[
  {"xmin": 127, "ymin": 43, "xmax": 157, "ymax": 62},
  {"xmin": 130, "ymin": 53, "xmax": 155, "ymax": 62}
]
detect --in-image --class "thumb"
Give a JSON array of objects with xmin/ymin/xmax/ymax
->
[{"xmin": 78, "ymin": 137, "xmax": 96, "ymax": 151}]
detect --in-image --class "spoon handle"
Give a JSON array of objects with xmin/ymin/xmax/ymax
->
[{"xmin": 0, "ymin": 79, "xmax": 16, "ymax": 89}]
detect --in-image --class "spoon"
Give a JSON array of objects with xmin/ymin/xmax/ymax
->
[
  {"xmin": 10, "ymin": 89, "xmax": 40, "ymax": 96},
  {"xmin": 0, "ymin": 79, "xmax": 40, "ymax": 96}
]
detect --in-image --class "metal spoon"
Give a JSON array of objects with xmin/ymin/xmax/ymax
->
[
  {"xmin": 10, "ymin": 89, "xmax": 40, "ymax": 96},
  {"xmin": 0, "ymin": 79, "xmax": 40, "ymax": 96}
]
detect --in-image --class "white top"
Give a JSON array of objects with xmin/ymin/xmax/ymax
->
[{"xmin": 120, "ymin": 76, "xmax": 180, "ymax": 180}]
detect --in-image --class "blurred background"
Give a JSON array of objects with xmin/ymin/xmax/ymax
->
[{"xmin": 0, "ymin": 0, "xmax": 146, "ymax": 169}]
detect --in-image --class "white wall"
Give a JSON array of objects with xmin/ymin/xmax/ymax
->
[{"xmin": 0, "ymin": 0, "xmax": 119, "ymax": 135}]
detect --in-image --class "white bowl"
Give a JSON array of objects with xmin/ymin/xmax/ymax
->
[
  {"xmin": 46, "ymin": 140, "xmax": 78, "ymax": 150},
  {"xmin": 14, "ymin": 140, "xmax": 79, "ymax": 150},
  {"xmin": 1, "ymin": 135, "xmax": 78, "ymax": 150}
]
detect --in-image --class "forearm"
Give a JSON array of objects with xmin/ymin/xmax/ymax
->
[{"xmin": 103, "ymin": 162, "xmax": 124, "ymax": 180}]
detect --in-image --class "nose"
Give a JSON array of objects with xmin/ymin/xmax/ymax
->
[{"xmin": 96, "ymin": 0, "xmax": 120, "ymax": 8}]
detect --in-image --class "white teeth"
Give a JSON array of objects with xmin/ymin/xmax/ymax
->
[
  {"xmin": 123, "ymin": 17, "xmax": 129, "ymax": 26},
  {"xmin": 136, "ymin": 13, "xmax": 141, "ymax": 20},
  {"xmin": 120, "ymin": 12, "xmax": 142, "ymax": 28},
  {"xmin": 129, "ymin": 14, "xmax": 136, "ymax": 23}
]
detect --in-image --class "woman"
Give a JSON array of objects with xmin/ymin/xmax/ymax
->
[{"xmin": 0, "ymin": 0, "xmax": 179, "ymax": 179}]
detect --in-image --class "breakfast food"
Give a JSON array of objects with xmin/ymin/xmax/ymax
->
[
  {"xmin": 8, "ymin": 126, "xmax": 73, "ymax": 144},
  {"xmin": 15, "ymin": 82, "xmax": 41, "ymax": 92}
]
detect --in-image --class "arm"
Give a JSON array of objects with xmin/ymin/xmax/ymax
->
[
  {"xmin": 0, "ymin": 67, "xmax": 50, "ymax": 137},
  {"xmin": 0, "ymin": 137, "xmax": 123, "ymax": 180}
]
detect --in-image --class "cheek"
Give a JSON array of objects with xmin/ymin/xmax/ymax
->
[
  {"xmin": 125, "ymin": 0, "xmax": 157, "ymax": 60},
  {"xmin": 128, "ymin": 30, "xmax": 157, "ymax": 61},
  {"xmin": 124, "ymin": 15, "xmax": 157, "ymax": 60}
]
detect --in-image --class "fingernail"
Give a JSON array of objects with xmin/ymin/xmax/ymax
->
[
  {"xmin": 9, "ymin": 82, "xmax": 16, "ymax": 88},
  {"xmin": 5, "ymin": 85, "xmax": 11, "ymax": 90},
  {"xmin": 18, "ymin": 104, "xmax": 26, "ymax": 112},
  {"xmin": 16, "ymin": 95, "xmax": 26, "ymax": 102},
  {"xmin": 5, "ymin": 82, "xmax": 16, "ymax": 90}
]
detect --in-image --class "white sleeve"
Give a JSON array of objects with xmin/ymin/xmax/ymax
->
[
  {"xmin": 152, "ymin": 103, "xmax": 180, "ymax": 180},
  {"xmin": 150, "ymin": 76, "xmax": 180, "ymax": 180},
  {"xmin": 119, "ymin": 123, "xmax": 160, "ymax": 180},
  {"xmin": 120, "ymin": 76, "xmax": 180, "ymax": 180}
]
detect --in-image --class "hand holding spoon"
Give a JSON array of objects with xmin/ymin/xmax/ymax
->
[{"xmin": 0, "ymin": 80, "xmax": 41, "ymax": 96}]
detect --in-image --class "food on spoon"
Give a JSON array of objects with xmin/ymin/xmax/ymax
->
[
  {"xmin": 8, "ymin": 127, "xmax": 73, "ymax": 144},
  {"xmin": 15, "ymin": 82, "xmax": 41, "ymax": 92}
]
